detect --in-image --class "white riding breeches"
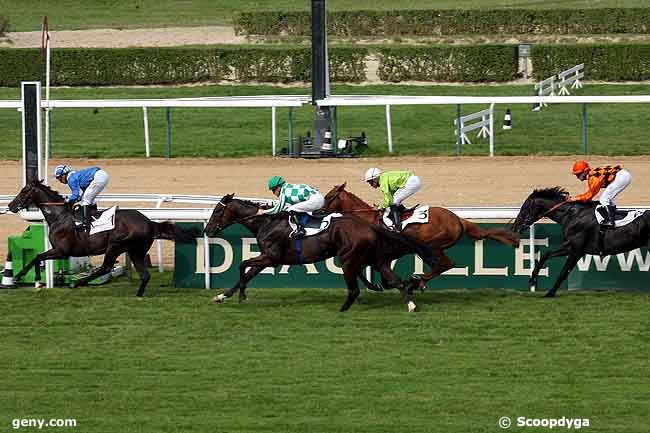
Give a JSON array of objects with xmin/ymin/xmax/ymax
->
[
  {"xmin": 392, "ymin": 175, "xmax": 422, "ymax": 205},
  {"xmin": 81, "ymin": 170, "xmax": 110, "ymax": 205},
  {"xmin": 287, "ymin": 193, "xmax": 325, "ymax": 214},
  {"xmin": 599, "ymin": 169, "xmax": 631, "ymax": 206}
]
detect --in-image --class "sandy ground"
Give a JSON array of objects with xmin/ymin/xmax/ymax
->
[
  {"xmin": 2, "ymin": 155, "xmax": 650, "ymax": 267},
  {"xmin": 0, "ymin": 26, "xmax": 245, "ymax": 48}
]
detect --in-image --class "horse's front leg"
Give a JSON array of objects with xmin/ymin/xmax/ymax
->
[
  {"xmin": 213, "ymin": 255, "xmax": 275, "ymax": 304},
  {"xmin": 14, "ymin": 248, "xmax": 66, "ymax": 288},
  {"xmin": 529, "ymin": 241, "xmax": 571, "ymax": 291},
  {"xmin": 544, "ymin": 253, "xmax": 581, "ymax": 298}
]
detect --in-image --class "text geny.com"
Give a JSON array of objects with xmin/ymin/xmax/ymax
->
[{"xmin": 12, "ymin": 418, "xmax": 77, "ymax": 430}]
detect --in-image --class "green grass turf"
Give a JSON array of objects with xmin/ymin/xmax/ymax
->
[
  {"xmin": 0, "ymin": 272, "xmax": 649, "ymax": 433},
  {"xmin": 1, "ymin": 83, "xmax": 650, "ymax": 159},
  {"xmin": 2, "ymin": 0, "xmax": 649, "ymax": 31}
]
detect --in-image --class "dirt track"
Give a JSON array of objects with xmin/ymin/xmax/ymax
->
[{"xmin": 2, "ymin": 155, "xmax": 650, "ymax": 267}]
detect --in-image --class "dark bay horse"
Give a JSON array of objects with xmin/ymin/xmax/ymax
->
[
  {"xmin": 8, "ymin": 180, "xmax": 197, "ymax": 296},
  {"xmin": 512, "ymin": 186, "xmax": 650, "ymax": 297},
  {"xmin": 204, "ymin": 194, "xmax": 441, "ymax": 312},
  {"xmin": 323, "ymin": 183, "xmax": 520, "ymax": 290}
]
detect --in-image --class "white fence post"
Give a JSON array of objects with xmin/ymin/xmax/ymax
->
[
  {"xmin": 271, "ymin": 106, "xmax": 277, "ymax": 156},
  {"xmin": 143, "ymin": 107, "xmax": 150, "ymax": 158},
  {"xmin": 385, "ymin": 104, "xmax": 393, "ymax": 153}
]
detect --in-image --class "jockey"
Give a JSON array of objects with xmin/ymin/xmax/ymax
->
[
  {"xmin": 257, "ymin": 175, "xmax": 325, "ymax": 239},
  {"xmin": 364, "ymin": 167, "xmax": 422, "ymax": 232},
  {"xmin": 54, "ymin": 164, "xmax": 110, "ymax": 231},
  {"xmin": 568, "ymin": 160, "xmax": 632, "ymax": 227}
]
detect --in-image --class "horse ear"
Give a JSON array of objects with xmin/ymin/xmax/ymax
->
[
  {"xmin": 223, "ymin": 193, "xmax": 234, "ymax": 202},
  {"xmin": 341, "ymin": 182, "xmax": 347, "ymax": 190}
]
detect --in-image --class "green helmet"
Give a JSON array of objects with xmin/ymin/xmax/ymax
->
[{"xmin": 268, "ymin": 175, "xmax": 285, "ymax": 191}]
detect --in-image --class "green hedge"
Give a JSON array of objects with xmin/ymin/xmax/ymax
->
[
  {"xmin": 0, "ymin": 46, "xmax": 368, "ymax": 86},
  {"xmin": 234, "ymin": 9, "xmax": 650, "ymax": 36},
  {"xmin": 377, "ymin": 45, "xmax": 519, "ymax": 82},
  {"xmin": 0, "ymin": 16, "xmax": 8, "ymax": 36},
  {"xmin": 533, "ymin": 44, "xmax": 650, "ymax": 81}
]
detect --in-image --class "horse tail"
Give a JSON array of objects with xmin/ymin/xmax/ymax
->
[
  {"xmin": 369, "ymin": 224, "xmax": 440, "ymax": 268},
  {"xmin": 153, "ymin": 222, "xmax": 199, "ymax": 243},
  {"xmin": 461, "ymin": 218, "xmax": 520, "ymax": 247}
]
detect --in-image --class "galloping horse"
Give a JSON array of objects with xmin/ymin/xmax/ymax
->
[
  {"xmin": 512, "ymin": 186, "xmax": 650, "ymax": 297},
  {"xmin": 204, "ymin": 194, "xmax": 441, "ymax": 312},
  {"xmin": 323, "ymin": 183, "xmax": 520, "ymax": 290},
  {"xmin": 8, "ymin": 180, "xmax": 198, "ymax": 296}
]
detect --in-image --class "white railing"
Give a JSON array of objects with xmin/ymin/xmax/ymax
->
[
  {"xmin": 453, "ymin": 104, "xmax": 495, "ymax": 156},
  {"xmin": 0, "ymin": 95, "xmax": 311, "ymax": 158}
]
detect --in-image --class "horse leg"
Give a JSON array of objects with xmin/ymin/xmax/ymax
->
[
  {"xmin": 214, "ymin": 255, "xmax": 274, "ymax": 304},
  {"xmin": 14, "ymin": 248, "xmax": 65, "ymax": 288},
  {"xmin": 376, "ymin": 262, "xmax": 417, "ymax": 313},
  {"xmin": 411, "ymin": 253, "xmax": 455, "ymax": 291},
  {"xmin": 357, "ymin": 267, "xmax": 384, "ymax": 292},
  {"xmin": 340, "ymin": 261, "xmax": 362, "ymax": 312},
  {"xmin": 544, "ymin": 254, "xmax": 581, "ymax": 298},
  {"xmin": 74, "ymin": 247, "xmax": 122, "ymax": 287},
  {"xmin": 529, "ymin": 241, "xmax": 571, "ymax": 291},
  {"xmin": 127, "ymin": 249, "xmax": 151, "ymax": 297},
  {"xmin": 462, "ymin": 219, "xmax": 520, "ymax": 246}
]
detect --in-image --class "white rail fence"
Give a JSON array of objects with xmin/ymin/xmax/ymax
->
[{"xmin": 453, "ymin": 104, "xmax": 495, "ymax": 156}]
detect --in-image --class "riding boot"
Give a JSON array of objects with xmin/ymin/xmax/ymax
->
[
  {"xmin": 389, "ymin": 205, "xmax": 402, "ymax": 232},
  {"xmin": 80, "ymin": 205, "xmax": 91, "ymax": 232},
  {"xmin": 289, "ymin": 211, "xmax": 306, "ymax": 239},
  {"xmin": 597, "ymin": 205, "xmax": 614, "ymax": 229},
  {"xmin": 606, "ymin": 205, "xmax": 617, "ymax": 228}
]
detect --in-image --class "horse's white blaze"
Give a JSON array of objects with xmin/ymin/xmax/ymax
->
[{"xmin": 408, "ymin": 301, "xmax": 416, "ymax": 313}]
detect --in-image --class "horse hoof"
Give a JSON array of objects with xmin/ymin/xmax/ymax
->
[
  {"xmin": 34, "ymin": 282, "xmax": 43, "ymax": 290},
  {"xmin": 407, "ymin": 301, "xmax": 417, "ymax": 313},
  {"xmin": 213, "ymin": 294, "xmax": 226, "ymax": 304},
  {"xmin": 544, "ymin": 292, "xmax": 556, "ymax": 298}
]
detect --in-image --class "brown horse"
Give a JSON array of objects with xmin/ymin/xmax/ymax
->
[
  {"xmin": 7, "ymin": 179, "xmax": 198, "ymax": 296},
  {"xmin": 323, "ymin": 183, "xmax": 520, "ymax": 290}
]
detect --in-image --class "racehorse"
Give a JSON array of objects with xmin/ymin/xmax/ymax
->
[
  {"xmin": 204, "ymin": 194, "xmax": 441, "ymax": 312},
  {"xmin": 323, "ymin": 183, "xmax": 520, "ymax": 290},
  {"xmin": 512, "ymin": 186, "xmax": 650, "ymax": 297},
  {"xmin": 7, "ymin": 179, "xmax": 198, "ymax": 296}
]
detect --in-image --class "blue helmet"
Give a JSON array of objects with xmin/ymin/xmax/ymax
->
[{"xmin": 54, "ymin": 165, "xmax": 72, "ymax": 179}]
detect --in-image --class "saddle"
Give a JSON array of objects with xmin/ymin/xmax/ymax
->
[
  {"xmin": 594, "ymin": 206, "xmax": 644, "ymax": 228},
  {"xmin": 287, "ymin": 212, "xmax": 342, "ymax": 238},
  {"xmin": 398, "ymin": 204, "xmax": 420, "ymax": 221}
]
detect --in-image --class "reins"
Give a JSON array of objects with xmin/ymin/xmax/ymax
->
[{"xmin": 540, "ymin": 199, "xmax": 571, "ymax": 219}]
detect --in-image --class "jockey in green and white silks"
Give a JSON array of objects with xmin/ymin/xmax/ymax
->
[
  {"xmin": 364, "ymin": 167, "xmax": 422, "ymax": 232},
  {"xmin": 258, "ymin": 175, "xmax": 325, "ymax": 239}
]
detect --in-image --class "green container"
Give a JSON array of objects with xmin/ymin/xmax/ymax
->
[{"xmin": 8, "ymin": 223, "xmax": 69, "ymax": 284}]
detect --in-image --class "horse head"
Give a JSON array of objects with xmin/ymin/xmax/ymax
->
[
  {"xmin": 323, "ymin": 182, "xmax": 373, "ymax": 213},
  {"xmin": 8, "ymin": 179, "xmax": 64, "ymax": 213},
  {"xmin": 323, "ymin": 182, "xmax": 348, "ymax": 211},
  {"xmin": 205, "ymin": 194, "xmax": 262, "ymax": 236},
  {"xmin": 512, "ymin": 187, "xmax": 570, "ymax": 233}
]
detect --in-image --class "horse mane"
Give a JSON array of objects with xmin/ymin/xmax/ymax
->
[
  {"xmin": 528, "ymin": 186, "xmax": 570, "ymax": 202},
  {"xmin": 32, "ymin": 179, "xmax": 66, "ymax": 202},
  {"xmin": 330, "ymin": 184, "xmax": 373, "ymax": 210}
]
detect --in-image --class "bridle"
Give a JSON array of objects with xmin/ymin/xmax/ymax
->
[{"xmin": 207, "ymin": 200, "xmax": 261, "ymax": 234}]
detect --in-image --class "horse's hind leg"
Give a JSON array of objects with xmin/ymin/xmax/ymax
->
[
  {"xmin": 377, "ymin": 262, "xmax": 417, "ymax": 313},
  {"xmin": 128, "ymin": 248, "xmax": 151, "ymax": 297},
  {"xmin": 412, "ymin": 253, "xmax": 454, "ymax": 291},
  {"xmin": 74, "ymin": 246, "xmax": 122, "ymax": 287}
]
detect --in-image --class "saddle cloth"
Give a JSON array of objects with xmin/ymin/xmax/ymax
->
[
  {"xmin": 594, "ymin": 206, "xmax": 644, "ymax": 228},
  {"xmin": 288, "ymin": 213, "xmax": 343, "ymax": 237},
  {"xmin": 383, "ymin": 205, "xmax": 430, "ymax": 230},
  {"xmin": 89, "ymin": 206, "xmax": 117, "ymax": 235}
]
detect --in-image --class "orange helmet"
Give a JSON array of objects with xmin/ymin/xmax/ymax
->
[{"xmin": 572, "ymin": 160, "xmax": 589, "ymax": 175}]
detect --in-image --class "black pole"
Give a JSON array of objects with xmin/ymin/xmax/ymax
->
[{"xmin": 311, "ymin": 0, "xmax": 332, "ymax": 153}]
